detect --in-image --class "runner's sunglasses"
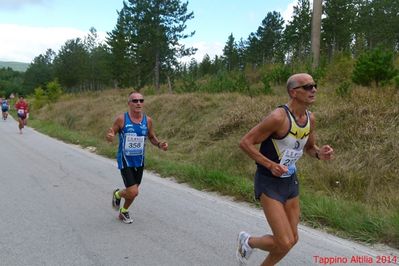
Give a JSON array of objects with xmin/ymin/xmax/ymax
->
[
  {"xmin": 129, "ymin": 99, "xmax": 144, "ymax": 103},
  {"xmin": 292, "ymin": 83, "xmax": 317, "ymax": 91}
]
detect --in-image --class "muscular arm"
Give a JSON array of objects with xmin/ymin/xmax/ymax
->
[
  {"xmin": 147, "ymin": 116, "xmax": 168, "ymax": 151},
  {"xmin": 239, "ymin": 108, "xmax": 288, "ymax": 177},
  {"xmin": 106, "ymin": 114, "xmax": 123, "ymax": 142}
]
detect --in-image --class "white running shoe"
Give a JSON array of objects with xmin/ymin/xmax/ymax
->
[
  {"xmin": 236, "ymin": 231, "xmax": 253, "ymax": 265},
  {"xmin": 119, "ymin": 210, "xmax": 133, "ymax": 224}
]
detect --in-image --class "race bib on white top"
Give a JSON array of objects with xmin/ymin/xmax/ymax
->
[
  {"xmin": 124, "ymin": 133, "xmax": 144, "ymax": 156},
  {"xmin": 279, "ymin": 149, "xmax": 303, "ymax": 178}
]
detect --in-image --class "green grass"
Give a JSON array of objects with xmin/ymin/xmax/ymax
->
[
  {"xmin": 27, "ymin": 88, "xmax": 399, "ymax": 249},
  {"xmin": 301, "ymin": 189, "xmax": 398, "ymax": 245},
  {"xmin": 146, "ymin": 156, "xmax": 254, "ymax": 201}
]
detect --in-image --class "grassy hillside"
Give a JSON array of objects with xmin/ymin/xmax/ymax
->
[
  {"xmin": 28, "ymin": 87, "xmax": 399, "ymax": 248},
  {"xmin": 0, "ymin": 61, "xmax": 29, "ymax": 72}
]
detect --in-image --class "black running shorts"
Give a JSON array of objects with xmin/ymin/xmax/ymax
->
[
  {"xmin": 254, "ymin": 171, "xmax": 299, "ymax": 204},
  {"xmin": 120, "ymin": 166, "xmax": 144, "ymax": 188}
]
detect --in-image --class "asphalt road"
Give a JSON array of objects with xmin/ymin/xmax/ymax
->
[{"xmin": 0, "ymin": 117, "xmax": 398, "ymax": 266}]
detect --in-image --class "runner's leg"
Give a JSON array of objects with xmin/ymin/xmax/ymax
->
[{"xmin": 247, "ymin": 194, "xmax": 297, "ymax": 266}]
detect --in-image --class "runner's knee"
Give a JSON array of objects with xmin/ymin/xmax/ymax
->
[
  {"xmin": 275, "ymin": 237, "xmax": 296, "ymax": 254},
  {"xmin": 125, "ymin": 186, "xmax": 139, "ymax": 199}
]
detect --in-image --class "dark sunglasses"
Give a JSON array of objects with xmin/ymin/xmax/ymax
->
[
  {"xmin": 293, "ymin": 83, "xmax": 317, "ymax": 91},
  {"xmin": 130, "ymin": 99, "xmax": 144, "ymax": 103}
]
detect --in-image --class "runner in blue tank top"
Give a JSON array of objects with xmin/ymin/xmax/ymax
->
[
  {"xmin": 106, "ymin": 91, "xmax": 168, "ymax": 224},
  {"xmin": 1, "ymin": 97, "xmax": 9, "ymax": 120},
  {"xmin": 236, "ymin": 73, "xmax": 334, "ymax": 265}
]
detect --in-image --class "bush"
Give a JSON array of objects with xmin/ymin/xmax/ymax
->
[
  {"xmin": 207, "ymin": 72, "xmax": 235, "ymax": 92},
  {"xmin": 324, "ymin": 53, "xmax": 354, "ymax": 84},
  {"xmin": 352, "ymin": 48, "xmax": 398, "ymax": 87},
  {"xmin": 33, "ymin": 87, "xmax": 47, "ymax": 109},
  {"xmin": 33, "ymin": 80, "xmax": 64, "ymax": 109},
  {"xmin": 175, "ymin": 74, "xmax": 198, "ymax": 93},
  {"xmin": 268, "ymin": 65, "xmax": 291, "ymax": 85},
  {"xmin": 233, "ymin": 73, "xmax": 250, "ymax": 93},
  {"xmin": 261, "ymin": 75, "xmax": 273, "ymax": 95},
  {"xmin": 46, "ymin": 80, "xmax": 63, "ymax": 102},
  {"xmin": 335, "ymin": 80, "xmax": 352, "ymax": 97},
  {"xmin": 393, "ymin": 75, "xmax": 399, "ymax": 90}
]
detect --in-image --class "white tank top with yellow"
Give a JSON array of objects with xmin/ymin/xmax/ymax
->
[{"xmin": 257, "ymin": 105, "xmax": 311, "ymax": 178}]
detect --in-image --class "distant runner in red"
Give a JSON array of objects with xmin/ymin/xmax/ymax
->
[{"xmin": 15, "ymin": 95, "xmax": 29, "ymax": 134}]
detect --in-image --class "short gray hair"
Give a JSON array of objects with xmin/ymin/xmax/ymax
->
[
  {"xmin": 286, "ymin": 73, "xmax": 313, "ymax": 97},
  {"xmin": 287, "ymin": 77, "xmax": 300, "ymax": 90}
]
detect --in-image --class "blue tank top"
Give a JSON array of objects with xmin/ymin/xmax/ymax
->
[
  {"xmin": 116, "ymin": 112, "xmax": 148, "ymax": 169},
  {"xmin": 1, "ymin": 101, "xmax": 8, "ymax": 108}
]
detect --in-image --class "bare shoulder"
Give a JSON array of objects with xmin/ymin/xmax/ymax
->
[
  {"xmin": 115, "ymin": 113, "xmax": 124, "ymax": 122},
  {"xmin": 146, "ymin": 115, "xmax": 153, "ymax": 125},
  {"xmin": 113, "ymin": 113, "xmax": 125, "ymax": 128},
  {"xmin": 265, "ymin": 107, "xmax": 286, "ymax": 125},
  {"xmin": 254, "ymin": 107, "xmax": 286, "ymax": 133}
]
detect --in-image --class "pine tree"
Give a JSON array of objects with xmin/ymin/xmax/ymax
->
[
  {"xmin": 284, "ymin": 0, "xmax": 312, "ymax": 64},
  {"xmin": 106, "ymin": 7, "xmax": 136, "ymax": 88},
  {"xmin": 108, "ymin": 0, "xmax": 195, "ymax": 91},
  {"xmin": 222, "ymin": 33, "xmax": 239, "ymax": 72},
  {"xmin": 256, "ymin": 11, "xmax": 285, "ymax": 65},
  {"xmin": 322, "ymin": 0, "xmax": 355, "ymax": 60}
]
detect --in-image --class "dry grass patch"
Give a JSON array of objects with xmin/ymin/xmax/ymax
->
[{"xmin": 33, "ymin": 88, "xmax": 399, "ymax": 210}]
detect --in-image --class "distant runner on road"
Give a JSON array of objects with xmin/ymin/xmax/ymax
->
[
  {"xmin": 14, "ymin": 95, "xmax": 29, "ymax": 134},
  {"xmin": 1, "ymin": 97, "xmax": 9, "ymax": 120},
  {"xmin": 237, "ymin": 73, "xmax": 334, "ymax": 265},
  {"xmin": 106, "ymin": 91, "xmax": 168, "ymax": 224}
]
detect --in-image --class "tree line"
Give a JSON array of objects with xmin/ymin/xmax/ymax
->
[{"xmin": 1, "ymin": 0, "xmax": 398, "ymax": 98}]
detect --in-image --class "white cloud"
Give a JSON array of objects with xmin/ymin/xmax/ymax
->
[
  {"xmin": 0, "ymin": 23, "xmax": 219, "ymax": 65},
  {"xmin": 0, "ymin": 24, "xmax": 98, "ymax": 63},
  {"xmin": 282, "ymin": 1, "xmax": 297, "ymax": 24},
  {"xmin": 282, "ymin": 0, "xmax": 314, "ymax": 24},
  {"xmin": 0, "ymin": 0, "xmax": 49, "ymax": 10},
  {"xmin": 181, "ymin": 41, "xmax": 224, "ymax": 63}
]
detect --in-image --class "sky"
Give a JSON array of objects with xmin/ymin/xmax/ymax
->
[{"xmin": 0, "ymin": 0, "xmax": 298, "ymax": 64}]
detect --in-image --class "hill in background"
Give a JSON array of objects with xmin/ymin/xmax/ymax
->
[{"xmin": 0, "ymin": 61, "xmax": 29, "ymax": 72}]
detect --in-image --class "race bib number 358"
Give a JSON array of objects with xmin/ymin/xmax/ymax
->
[{"xmin": 124, "ymin": 134, "xmax": 144, "ymax": 156}]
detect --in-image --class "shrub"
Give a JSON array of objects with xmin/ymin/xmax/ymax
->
[
  {"xmin": 233, "ymin": 73, "xmax": 250, "ymax": 93},
  {"xmin": 324, "ymin": 53, "xmax": 354, "ymax": 84},
  {"xmin": 352, "ymin": 48, "xmax": 398, "ymax": 87},
  {"xmin": 46, "ymin": 80, "xmax": 63, "ymax": 102},
  {"xmin": 33, "ymin": 80, "xmax": 64, "ymax": 109},
  {"xmin": 207, "ymin": 72, "xmax": 234, "ymax": 92},
  {"xmin": 261, "ymin": 75, "xmax": 273, "ymax": 95},
  {"xmin": 335, "ymin": 80, "xmax": 352, "ymax": 97},
  {"xmin": 268, "ymin": 64, "xmax": 291, "ymax": 85},
  {"xmin": 33, "ymin": 87, "xmax": 47, "ymax": 109},
  {"xmin": 175, "ymin": 74, "xmax": 198, "ymax": 93},
  {"xmin": 393, "ymin": 75, "xmax": 399, "ymax": 90}
]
